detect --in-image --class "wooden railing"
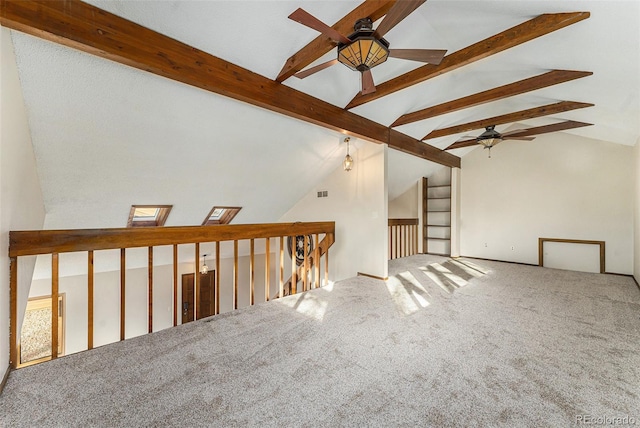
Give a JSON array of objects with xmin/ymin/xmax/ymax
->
[
  {"xmin": 8, "ymin": 222, "xmax": 335, "ymax": 369},
  {"xmin": 388, "ymin": 218, "xmax": 419, "ymax": 260}
]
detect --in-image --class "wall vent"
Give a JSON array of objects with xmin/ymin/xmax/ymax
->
[{"xmin": 317, "ymin": 190, "xmax": 328, "ymax": 198}]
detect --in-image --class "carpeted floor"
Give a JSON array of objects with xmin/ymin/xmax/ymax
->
[{"xmin": 2, "ymin": 255, "xmax": 639, "ymax": 427}]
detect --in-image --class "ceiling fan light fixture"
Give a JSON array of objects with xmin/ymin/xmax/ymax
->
[{"xmin": 338, "ymin": 19, "xmax": 390, "ymax": 72}]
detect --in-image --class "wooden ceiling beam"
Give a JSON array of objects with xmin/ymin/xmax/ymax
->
[
  {"xmin": 423, "ymin": 101, "xmax": 593, "ymax": 140},
  {"xmin": 276, "ymin": 0, "xmax": 396, "ymax": 82},
  {"xmin": 346, "ymin": 12, "xmax": 590, "ymax": 109},
  {"xmin": 391, "ymin": 70, "xmax": 593, "ymax": 127},
  {"xmin": 0, "ymin": 0, "xmax": 459, "ymax": 168}
]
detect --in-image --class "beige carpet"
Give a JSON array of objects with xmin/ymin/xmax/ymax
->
[{"xmin": 2, "ymin": 255, "xmax": 639, "ymax": 427}]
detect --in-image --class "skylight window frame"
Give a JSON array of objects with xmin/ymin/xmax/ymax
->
[
  {"xmin": 127, "ymin": 205, "xmax": 172, "ymax": 228},
  {"xmin": 202, "ymin": 206, "xmax": 242, "ymax": 226}
]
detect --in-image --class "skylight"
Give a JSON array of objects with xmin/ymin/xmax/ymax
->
[
  {"xmin": 203, "ymin": 206, "xmax": 241, "ymax": 225},
  {"xmin": 127, "ymin": 205, "xmax": 172, "ymax": 227}
]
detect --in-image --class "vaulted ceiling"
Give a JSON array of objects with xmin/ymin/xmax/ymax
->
[{"xmin": 2, "ymin": 0, "xmax": 639, "ymax": 229}]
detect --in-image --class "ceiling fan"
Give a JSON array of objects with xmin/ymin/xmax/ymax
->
[
  {"xmin": 445, "ymin": 121, "xmax": 594, "ymax": 158},
  {"xmin": 288, "ymin": 0, "xmax": 447, "ymax": 95}
]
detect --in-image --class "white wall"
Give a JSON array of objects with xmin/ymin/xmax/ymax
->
[
  {"xmin": 280, "ymin": 142, "xmax": 388, "ymax": 280},
  {"xmin": 460, "ymin": 131, "xmax": 634, "ymax": 274},
  {"xmin": 634, "ymin": 138, "xmax": 640, "ymax": 283},
  {"xmin": 388, "ymin": 183, "xmax": 418, "ymax": 218},
  {"xmin": 0, "ymin": 28, "xmax": 46, "ymax": 372}
]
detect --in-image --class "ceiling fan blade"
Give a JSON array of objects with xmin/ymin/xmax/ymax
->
[
  {"xmin": 294, "ymin": 59, "xmax": 339, "ymax": 79},
  {"xmin": 504, "ymin": 136, "xmax": 536, "ymax": 141},
  {"xmin": 445, "ymin": 139, "xmax": 478, "ymax": 150},
  {"xmin": 373, "ymin": 0, "xmax": 426, "ymax": 39},
  {"xmin": 288, "ymin": 8, "xmax": 352, "ymax": 44},
  {"xmin": 389, "ymin": 49, "xmax": 447, "ymax": 65},
  {"xmin": 361, "ymin": 69, "xmax": 376, "ymax": 95},
  {"xmin": 501, "ymin": 120, "xmax": 592, "ymax": 138}
]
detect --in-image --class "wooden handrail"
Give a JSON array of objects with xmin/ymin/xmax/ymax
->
[
  {"xmin": 9, "ymin": 222, "xmax": 335, "ymax": 370},
  {"xmin": 388, "ymin": 218, "xmax": 419, "ymax": 260},
  {"xmin": 9, "ymin": 222, "xmax": 335, "ymax": 256}
]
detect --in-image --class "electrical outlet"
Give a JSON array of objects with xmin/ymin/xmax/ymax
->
[
  {"xmin": 511, "ymin": 246, "xmax": 514, "ymax": 251},
  {"xmin": 484, "ymin": 242, "xmax": 488, "ymax": 247}
]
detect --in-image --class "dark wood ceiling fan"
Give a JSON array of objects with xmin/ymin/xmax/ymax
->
[
  {"xmin": 288, "ymin": 0, "xmax": 446, "ymax": 95},
  {"xmin": 445, "ymin": 121, "xmax": 593, "ymax": 157}
]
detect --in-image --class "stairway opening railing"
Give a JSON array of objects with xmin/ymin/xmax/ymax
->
[
  {"xmin": 8, "ymin": 222, "xmax": 335, "ymax": 369},
  {"xmin": 388, "ymin": 218, "xmax": 419, "ymax": 260}
]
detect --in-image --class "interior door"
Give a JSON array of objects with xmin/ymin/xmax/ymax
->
[{"xmin": 182, "ymin": 271, "xmax": 215, "ymax": 324}]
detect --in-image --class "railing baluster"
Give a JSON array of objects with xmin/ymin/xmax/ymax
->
[
  {"xmin": 120, "ymin": 248, "xmax": 126, "ymax": 340},
  {"xmin": 303, "ymin": 235, "xmax": 309, "ymax": 292},
  {"xmin": 215, "ymin": 241, "xmax": 220, "ymax": 315},
  {"xmin": 10, "ymin": 257, "xmax": 18, "ymax": 368},
  {"xmin": 314, "ymin": 233, "xmax": 319, "ymax": 289},
  {"xmin": 194, "ymin": 243, "xmax": 200, "ymax": 321},
  {"xmin": 148, "ymin": 246, "xmax": 153, "ymax": 333},
  {"xmin": 279, "ymin": 236, "xmax": 284, "ymax": 298},
  {"xmin": 265, "ymin": 238, "xmax": 270, "ymax": 302},
  {"xmin": 233, "ymin": 240, "xmax": 238, "ymax": 309},
  {"xmin": 52, "ymin": 253, "xmax": 59, "ymax": 360},
  {"xmin": 324, "ymin": 244, "xmax": 329, "ymax": 287},
  {"xmin": 291, "ymin": 237, "xmax": 297, "ymax": 295},
  {"xmin": 173, "ymin": 244, "xmax": 178, "ymax": 327},
  {"xmin": 250, "ymin": 238, "xmax": 255, "ymax": 306},
  {"xmin": 88, "ymin": 251, "xmax": 94, "ymax": 350}
]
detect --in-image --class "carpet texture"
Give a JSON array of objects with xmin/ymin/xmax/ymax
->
[{"xmin": 2, "ymin": 256, "xmax": 639, "ymax": 427}]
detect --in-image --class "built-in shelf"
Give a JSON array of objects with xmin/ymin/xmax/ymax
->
[{"xmin": 424, "ymin": 169, "xmax": 452, "ymax": 257}]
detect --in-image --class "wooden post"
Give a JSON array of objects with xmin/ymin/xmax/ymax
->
[
  {"xmin": 303, "ymin": 235, "xmax": 309, "ymax": 292},
  {"xmin": 148, "ymin": 246, "xmax": 153, "ymax": 333},
  {"xmin": 194, "ymin": 243, "xmax": 199, "ymax": 321},
  {"xmin": 9, "ymin": 257, "xmax": 18, "ymax": 368},
  {"xmin": 215, "ymin": 241, "xmax": 220, "ymax": 315},
  {"xmin": 279, "ymin": 237, "xmax": 284, "ymax": 298},
  {"xmin": 324, "ymin": 243, "xmax": 329, "ymax": 286},
  {"xmin": 173, "ymin": 244, "xmax": 178, "ymax": 327},
  {"xmin": 120, "ymin": 248, "xmax": 126, "ymax": 340},
  {"xmin": 88, "ymin": 250, "xmax": 94, "ymax": 350},
  {"xmin": 233, "ymin": 240, "xmax": 238, "ymax": 309},
  {"xmin": 265, "ymin": 238, "xmax": 270, "ymax": 302},
  {"xmin": 51, "ymin": 253, "xmax": 59, "ymax": 360},
  {"xmin": 291, "ymin": 237, "xmax": 297, "ymax": 295},
  {"xmin": 250, "ymin": 239, "xmax": 255, "ymax": 306},
  {"xmin": 314, "ymin": 233, "xmax": 319, "ymax": 289}
]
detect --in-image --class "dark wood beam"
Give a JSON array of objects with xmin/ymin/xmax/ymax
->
[
  {"xmin": 276, "ymin": 0, "xmax": 395, "ymax": 82},
  {"xmin": 0, "ymin": 0, "xmax": 459, "ymax": 167},
  {"xmin": 388, "ymin": 129, "xmax": 460, "ymax": 166},
  {"xmin": 424, "ymin": 101, "xmax": 593, "ymax": 140},
  {"xmin": 392, "ymin": 70, "xmax": 593, "ymax": 127},
  {"xmin": 346, "ymin": 12, "xmax": 590, "ymax": 109}
]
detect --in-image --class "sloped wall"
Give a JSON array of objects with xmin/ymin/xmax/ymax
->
[
  {"xmin": 280, "ymin": 142, "xmax": 388, "ymax": 280},
  {"xmin": 1, "ymin": 28, "xmax": 46, "ymax": 373},
  {"xmin": 388, "ymin": 183, "xmax": 418, "ymax": 218},
  {"xmin": 460, "ymin": 131, "xmax": 634, "ymax": 274}
]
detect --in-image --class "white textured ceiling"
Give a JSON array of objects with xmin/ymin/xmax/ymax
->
[{"xmin": 9, "ymin": 0, "xmax": 640, "ymax": 229}]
